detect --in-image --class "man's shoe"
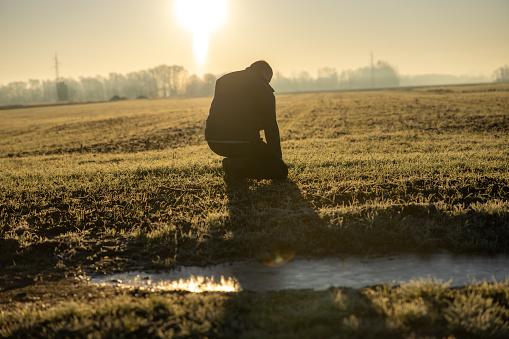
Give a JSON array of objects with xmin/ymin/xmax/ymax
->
[{"xmin": 222, "ymin": 158, "xmax": 246, "ymax": 183}]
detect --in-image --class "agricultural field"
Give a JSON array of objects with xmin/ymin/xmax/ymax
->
[{"xmin": 1, "ymin": 84, "xmax": 509, "ymax": 338}]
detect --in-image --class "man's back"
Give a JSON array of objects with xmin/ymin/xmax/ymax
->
[{"xmin": 205, "ymin": 67, "xmax": 276, "ymax": 144}]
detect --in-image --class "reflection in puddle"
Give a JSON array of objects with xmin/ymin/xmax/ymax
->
[
  {"xmin": 104, "ymin": 274, "xmax": 241, "ymax": 292},
  {"xmin": 88, "ymin": 254, "xmax": 509, "ymax": 293}
]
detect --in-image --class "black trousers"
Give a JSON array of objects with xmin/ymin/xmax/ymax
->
[{"xmin": 208, "ymin": 140, "xmax": 288, "ymax": 180}]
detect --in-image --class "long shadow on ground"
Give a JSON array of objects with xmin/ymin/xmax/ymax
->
[{"xmin": 224, "ymin": 179, "xmax": 337, "ymax": 261}]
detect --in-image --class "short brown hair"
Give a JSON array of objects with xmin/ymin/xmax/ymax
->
[{"xmin": 250, "ymin": 60, "xmax": 273, "ymax": 76}]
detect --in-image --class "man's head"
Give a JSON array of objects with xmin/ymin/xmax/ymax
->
[{"xmin": 250, "ymin": 60, "xmax": 273, "ymax": 83}]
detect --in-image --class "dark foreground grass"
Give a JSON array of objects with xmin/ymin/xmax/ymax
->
[{"xmin": 2, "ymin": 278, "xmax": 508, "ymax": 338}]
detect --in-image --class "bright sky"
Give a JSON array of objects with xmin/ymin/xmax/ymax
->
[{"xmin": 1, "ymin": 0, "xmax": 508, "ymax": 84}]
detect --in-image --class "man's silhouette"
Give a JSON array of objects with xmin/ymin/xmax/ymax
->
[{"xmin": 205, "ymin": 60, "xmax": 288, "ymax": 181}]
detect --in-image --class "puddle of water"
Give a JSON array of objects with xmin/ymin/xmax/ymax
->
[{"xmin": 87, "ymin": 253, "xmax": 509, "ymax": 292}]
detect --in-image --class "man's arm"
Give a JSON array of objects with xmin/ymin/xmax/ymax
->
[{"xmin": 259, "ymin": 92, "xmax": 283, "ymax": 158}]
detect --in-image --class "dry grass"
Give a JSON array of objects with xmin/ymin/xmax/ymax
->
[
  {"xmin": 1, "ymin": 85, "xmax": 508, "ymax": 271},
  {"xmin": 1, "ymin": 84, "xmax": 508, "ymax": 337},
  {"xmin": 2, "ymin": 278, "xmax": 508, "ymax": 338}
]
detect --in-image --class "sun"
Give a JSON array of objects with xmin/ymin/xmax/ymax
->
[{"xmin": 175, "ymin": 0, "xmax": 227, "ymax": 64}]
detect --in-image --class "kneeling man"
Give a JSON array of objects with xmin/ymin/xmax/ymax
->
[{"xmin": 205, "ymin": 60, "xmax": 288, "ymax": 181}]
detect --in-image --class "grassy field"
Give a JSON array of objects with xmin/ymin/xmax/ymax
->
[{"xmin": 1, "ymin": 84, "xmax": 509, "ymax": 337}]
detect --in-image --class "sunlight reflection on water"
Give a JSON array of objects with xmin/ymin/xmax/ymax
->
[
  {"xmin": 102, "ymin": 274, "xmax": 241, "ymax": 293},
  {"xmin": 88, "ymin": 253, "xmax": 509, "ymax": 293}
]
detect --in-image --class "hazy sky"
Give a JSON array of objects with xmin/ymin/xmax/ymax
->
[{"xmin": 1, "ymin": 0, "xmax": 508, "ymax": 84}]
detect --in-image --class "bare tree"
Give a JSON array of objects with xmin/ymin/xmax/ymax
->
[{"xmin": 493, "ymin": 64, "xmax": 509, "ymax": 83}]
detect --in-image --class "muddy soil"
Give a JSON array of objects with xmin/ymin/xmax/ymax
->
[{"xmin": 0, "ymin": 271, "xmax": 119, "ymax": 313}]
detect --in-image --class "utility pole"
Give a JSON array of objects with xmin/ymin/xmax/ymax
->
[
  {"xmin": 54, "ymin": 53, "xmax": 60, "ymax": 82},
  {"xmin": 53, "ymin": 53, "xmax": 68, "ymax": 101}
]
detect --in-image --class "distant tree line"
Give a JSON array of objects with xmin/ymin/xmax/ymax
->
[
  {"xmin": 272, "ymin": 60, "xmax": 400, "ymax": 92},
  {"xmin": 0, "ymin": 61, "xmax": 504, "ymax": 105},
  {"xmin": 0, "ymin": 60, "xmax": 401, "ymax": 105},
  {"xmin": 0, "ymin": 65, "xmax": 217, "ymax": 105}
]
